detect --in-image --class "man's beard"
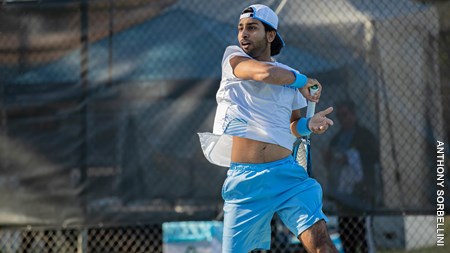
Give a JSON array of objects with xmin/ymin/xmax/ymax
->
[{"xmin": 243, "ymin": 40, "xmax": 269, "ymax": 59}]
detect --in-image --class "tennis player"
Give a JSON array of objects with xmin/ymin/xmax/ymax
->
[{"xmin": 198, "ymin": 4, "xmax": 336, "ymax": 252}]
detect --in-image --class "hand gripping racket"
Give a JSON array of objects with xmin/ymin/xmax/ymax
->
[{"xmin": 293, "ymin": 85, "xmax": 319, "ymax": 176}]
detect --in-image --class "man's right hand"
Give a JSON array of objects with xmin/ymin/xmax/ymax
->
[{"xmin": 300, "ymin": 78, "xmax": 321, "ymax": 103}]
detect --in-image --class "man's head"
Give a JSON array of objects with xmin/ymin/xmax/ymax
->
[
  {"xmin": 238, "ymin": 4, "xmax": 285, "ymax": 58},
  {"xmin": 335, "ymin": 100, "xmax": 357, "ymax": 130}
]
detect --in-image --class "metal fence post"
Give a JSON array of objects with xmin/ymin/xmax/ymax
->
[{"xmin": 77, "ymin": 228, "xmax": 88, "ymax": 253}]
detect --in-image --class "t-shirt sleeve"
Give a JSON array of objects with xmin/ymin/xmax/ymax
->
[
  {"xmin": 222, "ymin": 45, "xmax": 251, "ymax": 79},
  {"xmin": 292, "ymin": 90, "xmax": 307, "ymax": 110}
]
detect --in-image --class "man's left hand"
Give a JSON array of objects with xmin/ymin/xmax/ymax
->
[{"xmin": 309, "ymin": 107, "xmax": 334, "ymax": 134}]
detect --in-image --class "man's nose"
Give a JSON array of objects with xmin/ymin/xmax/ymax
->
[
  {"xmin": 241, "ymin": 30, "xmax": 248, "ymax": 38},
  {"xmin": 240, "ymin": 28, "xmax": 249, "ymax": 36}
]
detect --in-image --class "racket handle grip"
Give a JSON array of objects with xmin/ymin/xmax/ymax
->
[{"xmin": 306, "ymin": 85, "xmax": 319, "ymax": 118}]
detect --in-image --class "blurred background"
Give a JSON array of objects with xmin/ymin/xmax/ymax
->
[{"xmin": 0, "ymin": 0, "xmax": 449, "ymax": 252}]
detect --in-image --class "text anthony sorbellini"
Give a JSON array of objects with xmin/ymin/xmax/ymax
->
[{"xmin": 436, "ymin": 141, "xmax": 445, "ymax": 247}]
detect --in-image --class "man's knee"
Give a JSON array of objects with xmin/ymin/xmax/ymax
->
[{"xmin": 299, "ymin": 220, "xmax": 338, "ymax": 253}]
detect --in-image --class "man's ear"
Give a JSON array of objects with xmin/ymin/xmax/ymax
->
[{"xmin": 266, "ymin": 30, "xmax": 276, "ymax": 43}]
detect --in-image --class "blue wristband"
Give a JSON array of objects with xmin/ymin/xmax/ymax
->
[
  {"xmin": 296, "ymin": 117, "xmax": 312, "ymax": 136},
  {"xmin": 289, "ymin": 71, "xmax": 308, "ymax": 89}
]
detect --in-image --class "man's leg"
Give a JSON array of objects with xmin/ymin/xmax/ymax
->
[{"xmin": 299, "ymin": 220, "xmax": 338, "ymax": 253}]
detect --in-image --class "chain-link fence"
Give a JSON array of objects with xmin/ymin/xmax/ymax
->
[{"xmin": 0, "ymin": 0, "xmax": 449, "ymax": 252}]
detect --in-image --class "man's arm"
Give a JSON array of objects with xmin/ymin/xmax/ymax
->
[
  {"xmin": 290, "ymin": 109, "xmax": 302, "ymax": 123},
  {"xmin": 230, "ymin": 56, "xmax": 321, "ymax": 102},
  {"xmin": 230, "ymin": 56, "xmax": 295, "ymax": 84},
  {"xmin": 290, "ymin": 107, "xmax": 334, "ymax": 137}
]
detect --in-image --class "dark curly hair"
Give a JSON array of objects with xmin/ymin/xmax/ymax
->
[{"xmin": 262, "ymin": 22, "xmax": 283, "ymax": 56}]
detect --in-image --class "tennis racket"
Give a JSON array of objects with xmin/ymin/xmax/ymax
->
[{"xmin": 293, "ymin": 85, "xmax": 319, "ymax": 176}]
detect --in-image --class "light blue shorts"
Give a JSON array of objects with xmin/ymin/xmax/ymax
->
[{"xmin": 221, "ymin": 155, "xmax": 328, "ymax": 252}]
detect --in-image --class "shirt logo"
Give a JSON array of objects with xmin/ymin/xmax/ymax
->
[{"xmin": 224, "ymin": 117, "xmax": 248, "ymax": 137}]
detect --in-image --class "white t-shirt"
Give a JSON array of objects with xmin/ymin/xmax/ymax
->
[{"xmin": 198, "ymin": 45, "xmax": 307, "ymax": 167}]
